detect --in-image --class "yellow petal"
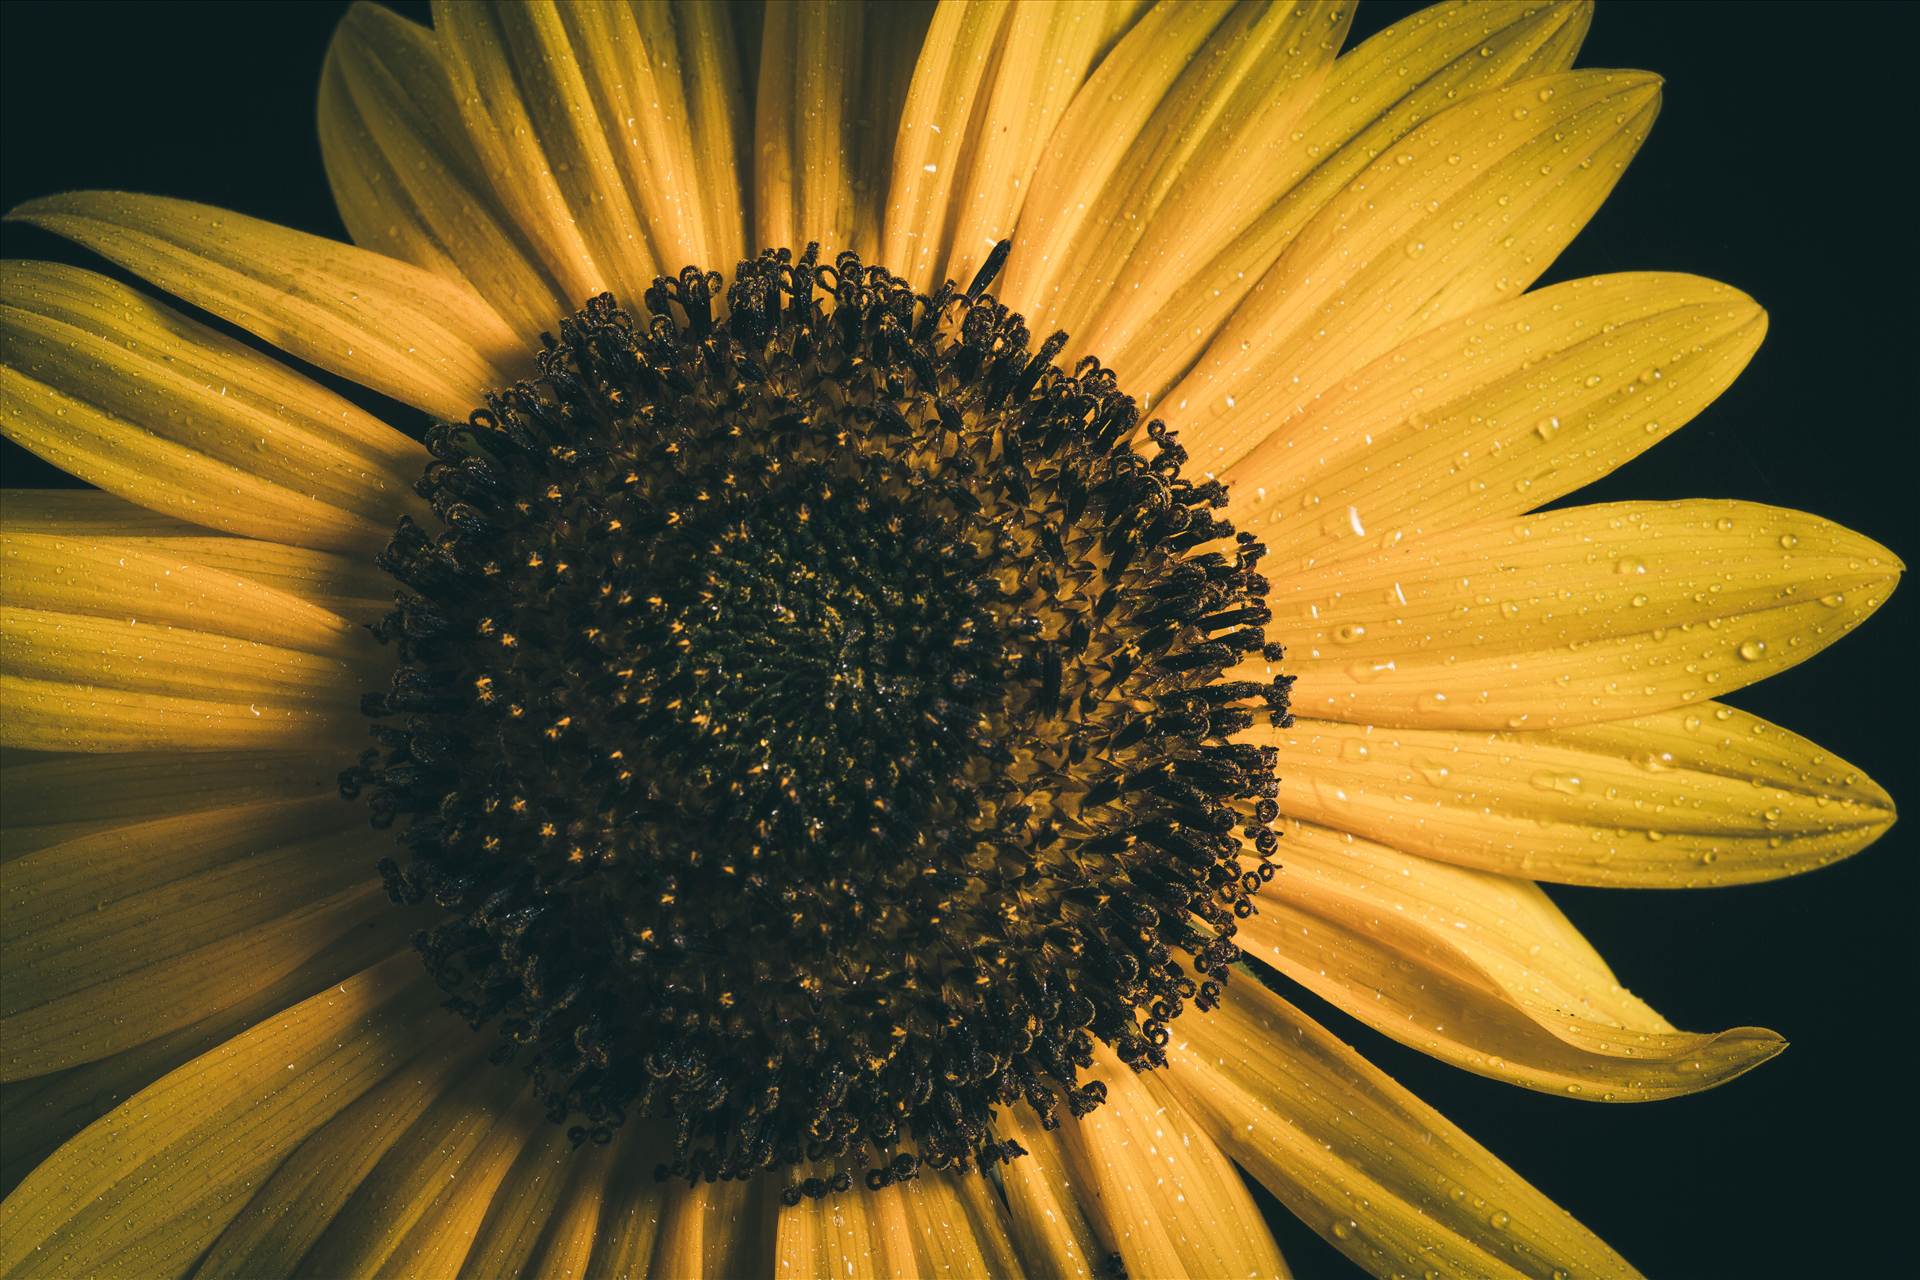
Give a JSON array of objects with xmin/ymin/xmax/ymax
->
[
  {"xmin": 320, "ymin": 1, "xmax": 571, "ymax": 338},
  {"xmin": 1166, "ymin": 978, "xmax": 1639, "ymax": 1279},
  {"xmin": 0, "ymin": 674, "xmax": 362, "ymax": 754},
  {"xmin": 755, "ymin": 0, "xmax": 856, "ymax": 256},
  {"xmin": 565, "ymin": 0, "xmax": 749, "ymax": 274},
  {"xmin": 1230, "ymin": 273, "xmax": 1767, "ymax": 572},
  {"xmin": 878, "ymin": 0, "xmax": 1014, "ymax": 290},
  {"xmin": 1, "ymin": 749, "xmax": 343, "ymax": 855},
  {"xmin": 1, "ymin": 911, "xmax": 410, "ymax": 1195},
  {"xmin": 760, "ymin": 1, "xmax": 933, "ymax": 266},
  {"xmin": 1000, "ymin": 0, "xmax": 1223, "ymax": 322},
  {"xmin": 1056, "ymin": 1041, "xmax": 1287, "ymax": 1279},
  {"xmin": 4, "ymin": 796, "xmax": 359, "ymax": 988},
  {"xmin": 95, "ymin": 538, "xmax": 392, "ymax": 624},
  {"xmin": 429, "ymin": 0, "xmax": 654, "ymax": 310},
  {"xmin": 378, "ymin": 1117, "xmax": 541, "ymax": 1280},
  {"xmin": 1138, "ymin": 1074, "xmax": 1297, "ymax": 1278},
  {"xmin": 1236, "ymin": 819, "xmax": 1784, "ymax": 1099},
  {"xmin": 5, "ymin": 871, "xmax": 387, "ymax": 1082},
  {"xmin": 1, "ymin": 532, "xmax": 384, "ymax": 753},
  {"xmin": 868, "ymin": 1167, "xmax": 1024, "ymax": 1278},
  {"xmin": 459, "ymin": 1121, "xmax": 582, "ymax": 1279},
  {"xmin": 0, "ymin": 488, "xmax": 203, "ymax": 537},
  {"xmin": 293, "ymin": 1068, "xmax": 539, "ymax": 1280},
  {"xmin": 775, "ymin": 1169, "xmax": 883, "ymax": 1280},
  {"xmin": 193, "ymin": 1037, "xmax": 480, "ymax": 1280},
  {"xmin": 517, "ymin": 1136, "xmax": 622, "ymax": 1280},
  {"xmin": 651, "ymin": 1174, "xmax": 769, "ymax": 1279},
  {"xmin": 879, "ymin": 0, "xmax": 1139, "ymax": 293},
  {"xmin": 582, "ymin": 1144, "xmax": 667, "ymax": 1280},
  {"xmin": 0, "ymin": 263, "xmax": 427, "ymax": 551},
  {"xmin": 1, "ymin": 532, "xmax": 369, "ymax": 653},
  {"xmin": 1269, "ymin": 705, "xmax": 1895, "ymax": 886},
  {"xmin": 1, "ymin": 498, "xmax": 395, "ymax": 623},
  {"xmin": 2, "ymin": 607, "xmax": 372, "ymax": 711},
  {"xmin": 0, "ymin": 953, "xmax": 436, "ymax": 1280},
  {"xmin": 1003, "ymin": 1, "xmax": 1348, "ymax": 339},
  {"xmin": 1260, "ymin": 500, "xmax": 1901, "ymax": 728},
  {"xmin": 670, "ymin": 1, "xmax": 755, "ymax": 273},
  {"xmin": 431, "ymin": 0, "xmax": 751, "ymax": 305},
  {"xmin": 7, "ymin": 193, "xmax": 522, "ymax": 421},
  {"xmin": 1112, "ymin": 0, "xmax": 1591, "ymax": 398},
  {"xmin": 1166, "ymin": 70, "xmax": 1660, "ymax": 471},
  {"xmin": 994, "ymin": 1105, "xmax": 1105, "ymax": 1280},
  {"xmin": 1061, "ymin": 1, "xmax": 1354, "ymax": 361}
]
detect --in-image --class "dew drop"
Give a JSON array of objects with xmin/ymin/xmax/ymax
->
[{"xmin": 1737, "ymin": 639, "xmax": 1767, "ymax": 662}]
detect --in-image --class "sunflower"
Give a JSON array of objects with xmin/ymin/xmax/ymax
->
[{"xmin": 0, "ymin": 0, "xmax": 1900, "ymax": 1277}]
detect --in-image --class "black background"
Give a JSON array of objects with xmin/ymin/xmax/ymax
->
[{"xmin": 2, "ymin": 3, "xmax": 1913, "ymax": 1276}]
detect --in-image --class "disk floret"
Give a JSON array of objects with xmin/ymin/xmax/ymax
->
[{"xmin": 348, "ymin": 245, "xmax": 1294, "ymax": 1192}]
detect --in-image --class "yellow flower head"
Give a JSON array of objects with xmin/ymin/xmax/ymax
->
[{"xmin": 0, "ymin": 3, "xmax": 1900, "ymax": 1278}]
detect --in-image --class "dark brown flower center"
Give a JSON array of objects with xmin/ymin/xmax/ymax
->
[{"xmin": 345, "ymin": 244, "xmax": 1292, "ymax": 1195}]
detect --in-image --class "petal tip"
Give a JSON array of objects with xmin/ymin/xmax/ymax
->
[
  {"xmin": 1726, "ymin": 1026, "xmax": 1789, "ymax": 1068},
  {"xmin": 5, "ymin": 189, "xmax": 122, "ymax": 228}
]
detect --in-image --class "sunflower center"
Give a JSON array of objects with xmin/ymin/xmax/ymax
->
[{"xmin": 347, "ymin": 245, "xmax": 1293, "ymax": 1193}]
